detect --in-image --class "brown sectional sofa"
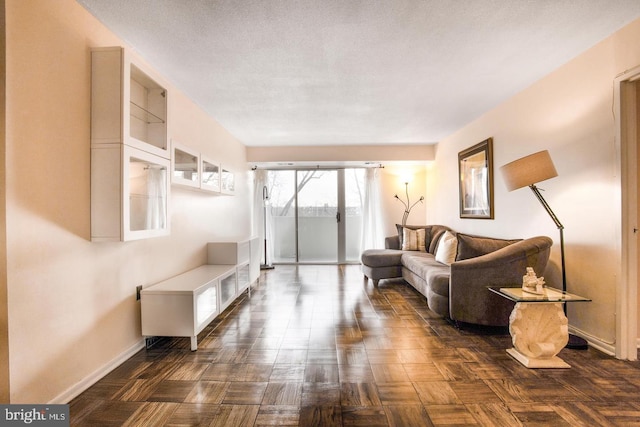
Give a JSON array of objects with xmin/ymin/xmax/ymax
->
[{"xmin": 361, "ymin": 225, "xmax": 553, "ymax": 327}]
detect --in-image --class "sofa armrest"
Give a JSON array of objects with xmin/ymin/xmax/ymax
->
[
  {"xmin": 385, "ymin": 235, "xmax": 400, "ymax": 250},
  {"xmin": 449, "ymin": 236, "xmax": 553, "ymax": 326}
]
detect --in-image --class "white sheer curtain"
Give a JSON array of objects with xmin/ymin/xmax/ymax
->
[
  {"xmin": 360, "ymin": 167, "xmax": 385, "ymax": 250},
  {"xmin": 252, "ymin": 170, "xmax": 274, "ymax": 265},
  {"xmin": 145, "ymin": 166, "xmax": 167, "ymax": 230}
]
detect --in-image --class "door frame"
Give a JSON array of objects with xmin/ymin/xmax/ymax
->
[{"xmin": 614, "ymin": 66, "xmax": 639, "ymax": 360}]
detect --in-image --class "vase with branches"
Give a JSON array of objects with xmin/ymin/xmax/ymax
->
[{"xmin": 394, "ymin": 182, "xmax": 424, "ymax": 226}]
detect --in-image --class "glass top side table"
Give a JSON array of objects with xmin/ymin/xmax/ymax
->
[{"xmin": 489, "ymin": 287, "xmax": 591, "ymax": 368}]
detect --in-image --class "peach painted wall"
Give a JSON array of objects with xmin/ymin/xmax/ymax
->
[
  {"xmin": 5, "ymin": 0, "xmax": 251, "ymax": 403},
  {"xmin": 380, "ymin": 164, "xmax": 428, "ymax": 236},
  {"xmin": 427, "ymin": 17, "xmax": 640, "ymax": 348},
  {"xmin": 0, "ymin": 0, "xmax": 8, "ymax": 403}
]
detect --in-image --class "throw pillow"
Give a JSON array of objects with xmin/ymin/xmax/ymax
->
[
  {"xmin": 435, "ymin": 231, "xmax": 457, "ymax": 265},
  {"xmin": 455, "ymin": 233, "xmax": 521, "ymax": 261},
  {"xmin": 428, "ymin": 226, "xmax": 449, "ymax": 254},
  {"xmin": 396, "ymin": 224, "xmax": 431, "ymax": 249},
  {"xmin": 402, "ymin": 227, "xmax": 427, "ymax": 251}
]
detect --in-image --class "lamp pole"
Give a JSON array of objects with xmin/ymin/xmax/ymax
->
[
  {"xmin": 529, "ymin": 185, "xmax": 566, "ymax": 292},
  {"xmin": 261, "ymin": 185, "xmax": 274, "ymax": 270},
  {"xmin": 528, "ymin": 184, "xmax": 586, "ymax": 349}
]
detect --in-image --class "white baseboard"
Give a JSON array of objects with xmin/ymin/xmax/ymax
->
[
  {"xmin": 49, "ymin": 339, "xmax": 145, "ymax": 404},
  {"xmin": 583, "ymin": 336, "xmax": 615, "ymax": 356},
  {"xmin": 569, "ymin": 327, "xmax": 640, "ymax": 358},
  {"xmin": 568, "ymin": 326, "xmax": 615, "ymax": 356}
]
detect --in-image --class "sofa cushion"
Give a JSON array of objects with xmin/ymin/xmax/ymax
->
[
  {"xmin": 401, "ymin": 252, "xmax": 440, "ymax": 276},
  {"xmin": 396, "ymin": 224, "xmax": 431, "ymax": 250},
  {"xmin": 361, "ymin": 249, "xmax": 404, "ymax": 268},
  {"xmin": 455, "ymin": 233, "xmax": 521, "ymax": 261},
  {"xmin": 402, "ymin": 227, "xmax": 427, "ymax": 251},
  {"xmin": 435, "ymin": 231, "xmax": 457, "ymax": 265},
  {"xmin": 401, "ymin": 252, "xmax": 450, "ymax": 297},
  {"xmin": 426, "ymin": 268, "xmax": 450, "ymax": 298}
]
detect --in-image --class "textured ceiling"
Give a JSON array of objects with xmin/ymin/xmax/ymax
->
[{"xmin": 77, "ymin": 0, "xmax": 640, "ymax": 147}]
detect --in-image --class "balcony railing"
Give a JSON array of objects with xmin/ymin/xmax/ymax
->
[{"xmin": 271, "ymin": 216, "xmax": 362, "ymax": 263}]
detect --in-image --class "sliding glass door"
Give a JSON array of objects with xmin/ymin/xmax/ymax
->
[
  {"xmin": 267, "ymin": 169, "xmax": 365, "ymax": 264},
  {"xmin": 297, "ymin": 170, "xmax": 338, "ymax": 262},
  {"xmin": 345, "ymin": 168, "xmax": 365, "ymax": 262},
  {"xmin": 268, "ymin": 170, "xmax": 296, "ymax": 263}
]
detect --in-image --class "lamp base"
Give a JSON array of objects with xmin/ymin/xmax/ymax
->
[
  {"xmin": 566, "ymin": 333, "xmax": 588, "ymax": 350},
  {"xmin": 260, "ymin": 264, "xmax": 275, "ymax": 270}
]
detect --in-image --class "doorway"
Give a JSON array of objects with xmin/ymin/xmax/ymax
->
[
  {"xmin": 266, "ymin": 168, "xmax": 365, "ymax": 264},
  {"xmin": 615, "ymin": 67, "xmax": 640, "ymax": 360}
]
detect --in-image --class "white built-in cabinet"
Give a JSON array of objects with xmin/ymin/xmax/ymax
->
[
  {"xmin": 140, "ymin": 237, "xmax": 261, "ymax": 350},
  {"xmin": 221, "ymin": 167, "xmax": 235, "ymax": 195},
  {"xmin": 170, "ymin": 141, "xmax": 232, "ymax": 195},
  {"xmin": 91, "ymin": 46, "xmax": 171, "ymax": 241},
  {"xmin": 207, "ymin": 237, "xmax": 260, "ymax": 288},
  {"xmin": 201, "ymin": 156, "xmax": 222, "ymax": 193},
  {"xmin": 171, "ymin": 142, "xmax": 200, "ymax": 189},
  {"xmin": 91, "ymin": 46, "xmax": 239, "ymax": 241},
  {"xmin": 140, "ymin": 265, "xmax": 235, "ymax": 351}
]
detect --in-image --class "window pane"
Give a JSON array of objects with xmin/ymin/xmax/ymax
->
[
  {"xmin": 267, "ymin": 170, "xmax": 297, "ymax": 262},
  {"xmin": 345, "ymin": 169, "xmax": 365, "ymax": 261}
]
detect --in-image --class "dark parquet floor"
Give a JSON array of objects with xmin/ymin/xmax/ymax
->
[{"xmin": 70, "ymin": 265, "xmax": 640, "ymax": 426}]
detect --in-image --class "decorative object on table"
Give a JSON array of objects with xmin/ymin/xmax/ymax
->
[
  {"xmin": 458, "ymin": 138, "xmax": 494, "ymax": 219},
  {"xmin": 394, "ymin": 182, "xmax": 424, "ymax": 226},
  {"xmin": 500, "ymin": 149, "xmax": 588, "ymax": 350},
  {"xmin": 522, "ymin": 267, "xmax": 545, "ymax": 294}
]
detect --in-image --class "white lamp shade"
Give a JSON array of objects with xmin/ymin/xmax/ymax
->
[{"xmin": 500, "ymin": 150, "xmax": 558, "ymax": 191}]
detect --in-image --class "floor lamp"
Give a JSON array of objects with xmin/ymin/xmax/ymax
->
[
  {"xmin": 500, "ymin": 150, "xmax": 587, "ymax": 350},
  {"xmin": 260, "ymin": 185, "xmax": 274, "ymax": 270}
]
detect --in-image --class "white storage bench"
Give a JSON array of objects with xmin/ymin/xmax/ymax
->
[
  {"xmin": 140, "ymin": 265, "xmax": 238, "ymax": 351},
  {"xmin": 141, "ymin": 237, "xmax": 260, "ymax": 351}
]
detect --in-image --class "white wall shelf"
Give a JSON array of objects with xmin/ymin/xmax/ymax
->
[
  {"xmin": 91, "ymin": 46, "xmax": 171, "ymax": 241},
  {"xmin": 201, "ymin": 156, "xmax": 222, "ymax": 193},
  {"xmin": 91, "ymin": 47, "xmax": 169, "ymax": 158},
  {"xmin": 171, "ymin": 142, "xmax": 200, "ymax": 189},
  {"xmin": 170, "ymin": 141, "xmax": 225, "ymax": 194},
  {"xmin": 221, "ymin": 166, "xmax": 235, "ymax": 195},
  {"xmin": 91, "ymin": 141, "xmax": 171, "ymax": 242}
]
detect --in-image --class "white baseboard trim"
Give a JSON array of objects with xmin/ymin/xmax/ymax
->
[
  {"xmin": 584, "ymin": 337, "xmax": 615, "ymax": 356},
  {"xmin": 568, "ymin": 326, "xmax": 615, "ymax": 356},
  {"xmin": 49, "ymin": 339, "xmax": 145, "ymax": 404}
]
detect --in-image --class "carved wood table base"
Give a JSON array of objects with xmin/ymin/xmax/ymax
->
[{"xmin": 507, "ymin": 302, "xmax": 570, "ymax": 368}]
